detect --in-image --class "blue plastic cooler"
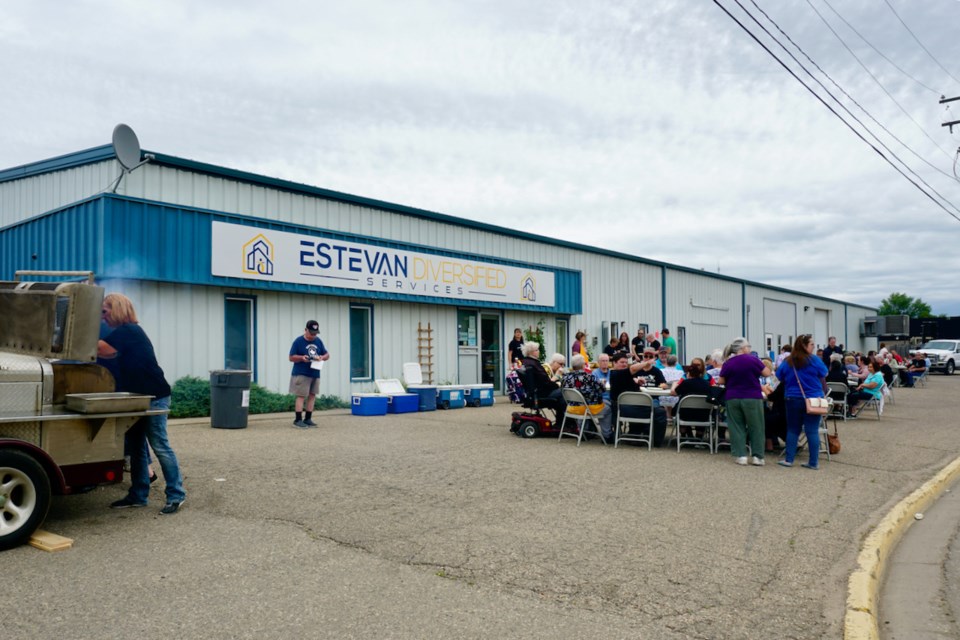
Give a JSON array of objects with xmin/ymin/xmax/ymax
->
[
  {"xmin": 464, "ymin": 384, "xmax": 494, "ymax": 407},
  {"xmin": 375, "ymin": 379, "xmax": 420, "ymax": 414},
  {"xmin": 437, "ymin": 385, "xmax": 465, "ymax": 410},
  {"xmin": 351, "ymin": 393, "xmax": 388, "ymax": 416},
  {"xmin": 402, "ymin": 362, "xmax": 437, "ymax": 412}
]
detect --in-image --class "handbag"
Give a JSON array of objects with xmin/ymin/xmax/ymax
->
[
  {"xmin": 805, "ymin": 397, "xmax": 830, "ymax": 415},
  {"xmin": 706, "ymin": 385, "xmax": 726, "ymax": 406},
  {"xmin": 793, "ymin": 366, "xmax": 830, "ymax": 415},
  {"xmin": 827, "ymin": 424, "xmax": 841, "ymax": 454}
]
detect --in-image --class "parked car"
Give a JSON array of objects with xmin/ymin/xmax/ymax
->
[{"xmin": 911, "ymin": 339, "xmax": 960, "ymax": 375}]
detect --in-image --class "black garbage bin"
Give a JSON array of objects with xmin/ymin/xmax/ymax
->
[{"xmin": 210, "ymin": 369, "xmax": 252, "ymax": 429}]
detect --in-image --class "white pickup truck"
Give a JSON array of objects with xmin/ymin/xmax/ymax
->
[{"xmin": 912, "ymin": 339, "xmax": 960, "ymax": 375}]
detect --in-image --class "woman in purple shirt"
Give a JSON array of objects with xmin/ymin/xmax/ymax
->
[{"xmin": 719, "ymin": 337, "xmax": 771, "ymax": 466}]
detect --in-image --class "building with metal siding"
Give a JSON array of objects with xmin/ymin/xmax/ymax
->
[{"xmin": 0, "ymin": 145, "xmax": 877, "ymax": 399}]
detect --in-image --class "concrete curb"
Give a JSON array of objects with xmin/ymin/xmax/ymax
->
[{"xmin": 844, "ymin": 454, "xmax": 960, "ymax": 639}]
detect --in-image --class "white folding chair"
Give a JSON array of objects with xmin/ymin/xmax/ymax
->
[
  {"xmin": 826, "ymin": 382, "xmax": 849, "ymax": 421},
  {"xmin": 559, "ymin": 388, "xmax": 607, "ymax": 446},
  {"xmin": 818, "ymin": 411, "xmax": 832, "ymax": 461},
  {"xmin": 674, "ymin": 395, "xmax": 715, "ymax": 453},
  {"xmin": 914, "ymin": 370, "xmax": 928, "ymax": 387},
  {"xmin": 854, "ymin": 391, "xmax": 883, "ymax": 419},
  {"xmin": 614, "ymin": 392, "xmax": 654, "ymax": 450},
  {"xmin": 882, "ymin": 380, "xmax": 894, "ymax": 406}
]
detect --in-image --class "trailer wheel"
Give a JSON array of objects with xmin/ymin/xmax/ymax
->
[{"xmin": 0, "ymin": 450, "xmax": 52, "ymax": 551}]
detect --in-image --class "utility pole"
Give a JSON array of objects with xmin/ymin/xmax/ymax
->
[{"xmin": 941, "ymin": 95, "xmax": 960, "ymax": 133}]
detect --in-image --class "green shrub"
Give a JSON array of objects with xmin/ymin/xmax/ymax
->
[
  {"xmin": 170, "ymin": 376, "xmax": 210, "ymax": 419},
  {"xmin": 169, "ymin": 376, "xmax": 348, "ymax": 419}
]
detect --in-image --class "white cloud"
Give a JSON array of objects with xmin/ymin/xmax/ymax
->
[{"xmin": 2, "ymin": 0, "xmax": 959, "ymax": 314}]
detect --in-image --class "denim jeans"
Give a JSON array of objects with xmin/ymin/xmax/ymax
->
[
  {"xmin": 784, "ymin": 396, "xmax": 821, "ymax": 467},
  {"xmin": 127, "ymin": 396, "xmax": 186, "ymax": 504}
]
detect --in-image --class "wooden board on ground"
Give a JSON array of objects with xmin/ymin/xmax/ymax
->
[{"xmin": 29, "ymin": 530, "xmax": 74, "ymax": 552}]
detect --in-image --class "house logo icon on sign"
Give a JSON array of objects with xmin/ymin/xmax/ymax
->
[
  {"xmin": 521, "ymin": 274, "xmax": 536, "ymax": 302},
  {"xmin": 243, "ymin": 234, "xmax": 274, "ymax": 276}
]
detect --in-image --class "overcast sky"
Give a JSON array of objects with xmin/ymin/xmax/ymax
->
[{"xmin": 3, "ymin": 1, "xmax": 959, "ymax": 313}]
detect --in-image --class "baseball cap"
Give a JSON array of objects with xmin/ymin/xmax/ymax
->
[{"xmin": 306, "ymin": 320, "xmax": 319, "ymax": 333}]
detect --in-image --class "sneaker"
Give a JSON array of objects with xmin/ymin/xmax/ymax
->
[
  {"xmin": 110, "ymin": 497, "xmax": 147, "ymax": 509},
  {"xmin": 292, "ymin": 419, "xmax": 309, "ymax": 429},
  {"xmin": 159, "ymin": 498, "xmax": 184, "ymax": 515},
  {"xmin": 777, "ymin": 460, "xmax": 793, "ymax": 468},
  {"xmin": 751, "ymin": 456, "xmax": 765, "ymax": 466},
  {"xmin": 735, "ymin": 456, "xmax": 748, "ymax": 465},
  {"xmin": 801, "ymin": 463, "xmax": 819, "ymax": 470},
  {"xmin": 303, "ymin": 418, "xmax": 318, "ymax": 427}
]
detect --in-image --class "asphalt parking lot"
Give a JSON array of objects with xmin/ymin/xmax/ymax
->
[{"xmin": 5, "ymin": 376, "xmax": 960, "ymax": 639}]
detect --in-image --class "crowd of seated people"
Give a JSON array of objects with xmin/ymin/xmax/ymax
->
[{"xmin": 509, "ymin": 330, "xmax": 928, "ymax": 456}]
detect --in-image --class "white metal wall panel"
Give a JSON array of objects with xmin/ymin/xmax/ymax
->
[
  {"xmin": 761, "ymin": 298, "xmax": 797, "ymax": 353},
  {"xmin": 579, "ymin": 260, "xmax": 662, "ymax": 347},
  {"xmin": 99, "ymin": 279, "xmax": 223, "ymax": 393},
  {"xmin": 814, "ymin": 309, "xmax": 830, "ymax": 349},
  {"xmin": 0, "ymin": 160, "xmax": 118, "ymax": 227},
  {"xmin": 665, "ymin": 269, "xmax": 742, "ymax": 361}
]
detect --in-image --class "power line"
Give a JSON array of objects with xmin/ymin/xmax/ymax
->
[
  {"xmin": 746, "ymin": 0, "xmax": 958, "ymax": 182},
  {"xmin": 815, "ymin": 0, "xmax": 940, "ymax": 95},
  {"xmin": 711, "ymin": 0, "xmax": 960, "ymax": 224},
  {"xmin": 882, "ymin": 0, "xmax": 960, "ymax": 88},
  {"xmin": 809, "ymin": 0, "xmax": 955, "ymax": 161}
]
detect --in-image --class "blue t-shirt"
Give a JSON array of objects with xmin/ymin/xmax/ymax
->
[
  {"xmin": 290, "ymin": 335, "xmax": 328, "ymax": 378},
  {"xmin": 863, "ymin": 372, "xmax": 884, "ymax": 398},
  {"xmin": 591, "ymin": 368, "xmax": 611, "ymax": 400},
  {"xmin": 776, "ymin": 356, "xmax": 828, "ymax": 399}
]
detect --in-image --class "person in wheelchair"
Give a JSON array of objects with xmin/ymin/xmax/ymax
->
[{"xmin": 519, "ymin": 341, "xmax": 566, "ymax": 424}]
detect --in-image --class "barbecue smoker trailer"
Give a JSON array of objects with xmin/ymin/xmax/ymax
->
[{"xmin": 0, "ymin": 272, "xmax": 162, "ymax": 550}]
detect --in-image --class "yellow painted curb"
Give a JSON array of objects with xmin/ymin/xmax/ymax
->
[{"xmin": 844, "ymin": 455, "xmax": 960, "ymax": 639}]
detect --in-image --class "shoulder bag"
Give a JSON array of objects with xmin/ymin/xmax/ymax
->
[{"xmin": 793, "ymin": 365, "xmax": 830, "ymax": 415}]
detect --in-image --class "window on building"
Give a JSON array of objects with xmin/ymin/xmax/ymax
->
[
  {"xmin": 224, "ymin": 295, "xmax": 256, "ymax": 376},
  {"xmin": 556, "ymin": 318, "xmax": 568, "ymax": 359},
  {"xmin": 350, "ymin": 304, "xmax": 373, "ymax": 381}
]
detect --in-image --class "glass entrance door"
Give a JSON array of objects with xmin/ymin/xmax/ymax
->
[
  {"xmin": 480, "ymin": 312, "xmax": 502, "ymax": 391},
  {"xmin": 457, "ymin": 309, "xmax": 480, "ymax": 385},
  {"xmin": 224, "ymin": 296, "xmax": 255, "ymax": 375}
]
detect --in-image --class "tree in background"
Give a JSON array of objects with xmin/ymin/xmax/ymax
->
[{"xmin": 877, "ymin": 292, "xmax": 933, "ymax": 318}]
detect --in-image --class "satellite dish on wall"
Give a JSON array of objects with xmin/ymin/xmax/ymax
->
[{"xmin": 112, "ymin": 124, "xmax": 142, "ymax": 170}]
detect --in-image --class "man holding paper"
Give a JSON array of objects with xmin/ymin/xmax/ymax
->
[{"xmin": 289, "ymin": 320, "xmax": 330, "ymax": 428}]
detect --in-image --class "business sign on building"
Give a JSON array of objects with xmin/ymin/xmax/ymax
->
[{"xmin": 211, "ymin": 221, "xmax": 556, "ymax": 307}]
